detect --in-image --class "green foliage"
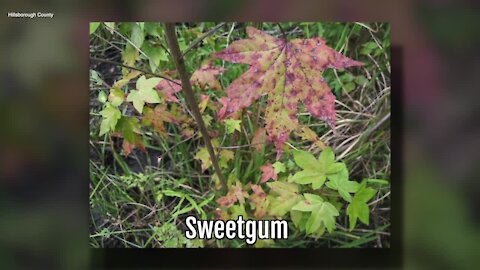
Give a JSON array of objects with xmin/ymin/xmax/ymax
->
[
  {"xmin": 90, "ymin": 22, "xmax": 390, "ymax": 248},
  {"xmin": 325, "ymin": 163, "xmax": 360, "ymax": 202},
  {"xmin": 90, "ymin": 22, "xmax": 100, "ymax": 35},
  {"xmin": 126, "ymin": 75, "xmax": 161, "ymax": 113},
  {"xmin": 99, "ymin": 103, "xmax": 121, "ymax": 136},
  {"xmin": 224, "ymin": 119, "xmax": 241, "ymax": 134},
  {"xmin": 290, "ymin": 148, "xmax": 343, "ymax": 189},
  {"xmin": 347, "ymin": 181, "xmax": 377, "ymax": 230},
  {"xmin": 292, "ymin": 193, "xmax": 339, "ymax": 235}
]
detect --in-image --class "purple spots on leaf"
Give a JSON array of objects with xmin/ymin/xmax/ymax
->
[{"xmin": 213, "ymin": 26, "xmax": 362, "ymax": 158}]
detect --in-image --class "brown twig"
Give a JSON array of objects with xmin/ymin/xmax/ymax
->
[
  {"xmin": 182, "ymin": 22, "xmax": 226, "ymax": 57},
  {"xmin": 164, "ymin": 23, "xmax": 227, "ymax": 191}
]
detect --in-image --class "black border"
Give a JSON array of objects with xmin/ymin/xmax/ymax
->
[{"xmin": 89, "ymin": 29, "xmax": 403, "ymax": 269}]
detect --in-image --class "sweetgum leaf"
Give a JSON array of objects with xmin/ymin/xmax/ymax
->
[
  {"xmin": 267, "ymin": 181, "xmax": 302, "ymax": 217},
  {"xmin": 225, "ymin": 119, "xmax": 242, "ymax": 134},
  {"xmin": 325, "ymin": 163, "xmax": 360, "ymax": 202},
  {"xmin": 108, "ymin": 87, "xmax": 125, "ymax": 107},
  {"xmin": 127, "ymin": 76, "xmax": 161, "ymax": 113},
  {"xmin": 114, "ymin": 116, "xmax": 145, "ymax": 156},
  {"xmin": 292, "ymin": 194, "xmax": 339, "ymax": 234},
  {"xmin": 142, "ymin": 104, "xmax": 178, "ymax": 134},
  {"xmin": 347, "ymin": 181, "xmax": 377, "ymax": 230},
  {"xmin": 190, "ymin": 63, "xmax": 225, "ymax": 91},
  {"xmin": 214, "ymin": 27, "xmax": 363, "ymax": 158},
  {"xmin": 216, "ymin": 181, "xmax": 248, "ymax": 208},
  {"xmin": 290, "ymin": 147, "xmax": 344, "ymax": 189},
  {"xmin": 260, "ymin": 163, "xmax": 278, "ymax": 183},
  {"xmin": 112, "ymin": 70, "xmax": 141, "ymax": 89},
  {"xmin": 194, "ymin": 147, "xmax": 211, "ymax": 172},
  {"xmin": 272, "ymin": 161, "xmax": 286, "ymax": 174},
  {"xmin": 99, "ymin": 103, "xmax": 121, "ymax": 136},
  {"xmin": 155, "ymin": 78, "xmax": 182, "ymax": 103},
  {"xmin": 249, "ymin": 184, "xmax": 269, "ymax": 218}
]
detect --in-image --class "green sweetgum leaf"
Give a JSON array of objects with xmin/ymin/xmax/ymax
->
[
  {"xmin": 108, "ymin": 87, "xmax": 125, "ymax": 106},
  {"xmin": 126, "ymin": 75, "xmax": 161, "ymax": 113},
  {"xmin": 292, "ymin": 193, "xmax": 339, "ymax": 234},
  {"xmin": 225, "ymin": 119, "xmax": 241, "ymax": 134},
  {"xmin": 346, "ymin": 181, "xmax": 377, "ymax": 230},
  {"xmin": 272, "ymin": 161, "xmax": 286, "ymax": 174},
  {"xmin": 325, "ymin": 163, "xmax": 360, "ymax": 202},
  {"xmin": 290, "ymin": 147, "xmax": 344, "ymax": 189},
  {"xmin": 99, "ymin": 103, "xmax": 121, "ymax": 136},
  {"xmin": 267, "ymin": 181, "xmax": 302, "ymax": 217}
]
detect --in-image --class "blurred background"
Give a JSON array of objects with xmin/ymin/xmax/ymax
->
[{"xmin": 0, "ymin": 0, "xmax": 478, "ymax": 269}]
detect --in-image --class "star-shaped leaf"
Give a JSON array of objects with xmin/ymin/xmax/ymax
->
[
  {"xmin": 214, "ymin": 27, "xmax": 363, "ymax": 158},
  {"xmin": 325, "ymin": 163, "xmax": 360, "ymax": 202},
  {"xmin": 346, "ymin": 181, "xmax": 377, "ymax": 230},
  {"xmin": 194, "ymin": 147, "xmax": 211, "ymax": 172},
  {"xmin": 216, "ymin": 181, "xmax": 249, "ymax": 208},
  {"xmin": 290, "ymin": 147, "xmax": 344, "ymax": 190},
  {"xmin": 225, "ymin": 119, "xmax": 242, "ymax": 134},
  {"xmin": 99, "ymin": 103, "xmax": 121, "ymax": 136},
  {"xmin": 190, "ymin": 63, "xmax": 225, "ymax": 91},
  {"xmin": 267, "ymin": 181, "xmax": 302, "ymax": 217},
  {"xmin": 142, "ymin": 104, "xmax": 178, "ymax": 134},
  {"xmin": 249, "ymin": 184, "xmax": 270, "ymax": 218},
  {"xmin": 155, "ymin": 78, "xmax": 182, "ymax": 103},
  {"xmin": 272, "ymin": 161, "xmax": 286, "ymax": 173},
  {"xmin": 127, "ymin": 75, "xmax": 161, "ymax": 113},
  {"xmin": 260, "ymin": 163, "xmax": 278, "ymax": 183},
  {"xmin": 292, "ymin": 193, "xmax": 339, "ymax": 234},
  {"xmin": 113, "ymin": 116, "xmax": 145, "ymax": 156}
]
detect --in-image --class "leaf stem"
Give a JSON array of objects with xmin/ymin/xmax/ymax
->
[{"xmin": 164, "ymin": 23, "xmax": 228, "ymax": 192}]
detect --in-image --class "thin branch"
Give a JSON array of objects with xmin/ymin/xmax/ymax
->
[
  {"xmin": 164, "ymin": 23, "xmax": 227, "ymax": 191},
  {"xmin": 90, "ymin": 57, "xmax": 181, "ymax": 86},
  {"xmin": 182, "ymin": 22, "xmax": 226, "ymax": 57}
]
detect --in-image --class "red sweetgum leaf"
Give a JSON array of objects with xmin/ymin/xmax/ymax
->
[
  {"xmin": 190, "ymin": 63, "xmax": 225, "ymax": 91},
  {"xmin": 122, "ymin": 138, "xmax": 146, "ymax": 156},
  {"xmin": 249, "ymin": 184, "xmax": 269, "ymax": 218},
  {"xmin": 260, "ymin": 163, "xmax": 278, "ymax": 183},
  {"xmin": 155, "ymin": 78, "xmax": 182, "ymax": 103},
  {"xmin": 216, "ymin": 181, "xmax": 249, "ymax": 208},
  {"xmin": 142, "ymin": 104, "xmax": 178, "ymax": 135},
  {"xmin": 214, "ymin": 27, "xmax": 363, "ymax": 158}
]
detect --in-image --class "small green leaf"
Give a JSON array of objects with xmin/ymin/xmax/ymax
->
[
  {"xmin": 272, "ymin": 161, "xmax": 286, "ymax": 174},
  {"xmin": 225, "ymin": 119, "xmax": 241, "ymax": 134},
  {"xmin": 347, "ymin": 181, "xmax": 377, "ymax": 230},
  {"xmin": 98, "ymin": 91, "xmax": 107, "ymax": 103},
  {"xmin": 143, "ymin": 45, "xmax": 165, "ymax": 73},
  {"xmin": 126, "ymin": 76, "xmax": 161, "ymax": 113},
  {"xmin": 115, "ymin": 116, "xmax": 142, "ymax": 143},
  {"xmin": 292, "ymin": 195, "xmax": 339, "ymax": 235},
  {"xmin": 130, "ymin": 23, "xmax": 144, "ymax": 49},
  {"xmin": 325, "ymin": 163, "xmax": 359, "ymax": 202},
  {"xmin": 99, "ymin": 103, "xmax": 121, "ymax": 136},
  {"xmin": 108, "ymin": 88, "xmax": 125, "ymax": 106}
]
